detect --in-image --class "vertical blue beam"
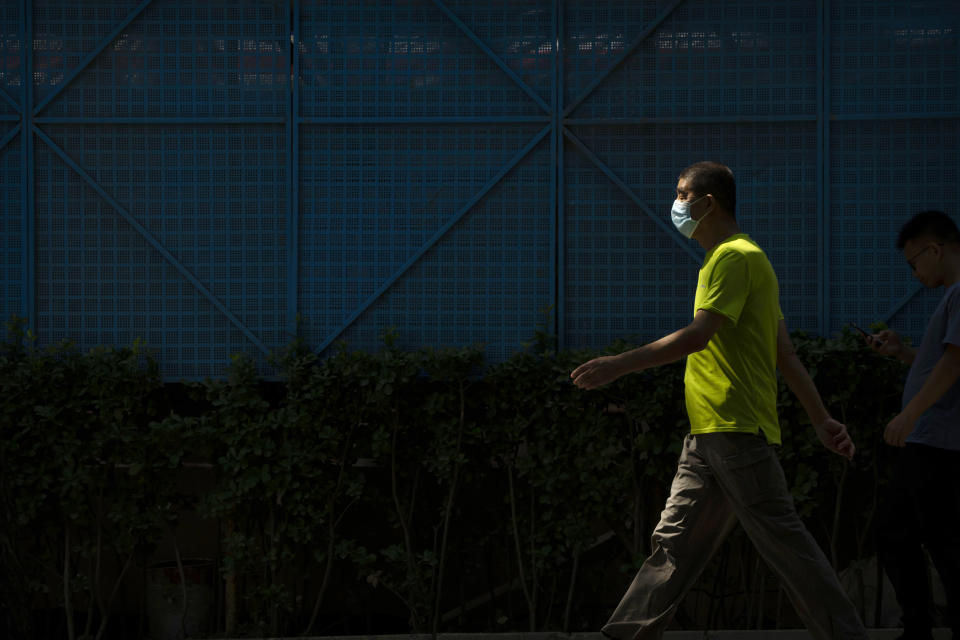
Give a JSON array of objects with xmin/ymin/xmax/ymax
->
[
  {"xmin": 21, "ymin": 0, "xmax": 33, "ymax": 332},
  {"xmin": 554, "ymin": 0, "xmax": 565, "ymax": 348},
  {"xmin": 288, "ymin": 0, "xmax": 299, "ymax": 341},
  {"xmin": 817, "ymin": 0, "xmax": 831, "ymax": 336}
]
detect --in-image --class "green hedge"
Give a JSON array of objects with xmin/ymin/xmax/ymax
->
[{"xmin": 0, "ymin": 319, "xmax": 905, "ymax": 638}]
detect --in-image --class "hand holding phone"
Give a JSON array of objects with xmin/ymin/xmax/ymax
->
[{"xmin": 849, "ymin": 322, "xmax": 884, "ymax": 346}]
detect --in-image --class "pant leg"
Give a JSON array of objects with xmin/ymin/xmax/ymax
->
[
  {"xmin": 602, "ymin": 435, "xmax": 737, "ymax": 640},
  {"xmin": 905, "ymin": 444, "xmax": 960, "ymax": 637},
  {"xmin": 702, "ymin": 433, "xmax": 869, "ymax": 640},
  {"xmin": 879, "ymin": 445, "xmax": 936, "ymax": 637}
]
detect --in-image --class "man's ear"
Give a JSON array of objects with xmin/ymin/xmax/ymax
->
[{"xmin": 701, "ymin": 194, "xmax": 715, "ymax": 216}]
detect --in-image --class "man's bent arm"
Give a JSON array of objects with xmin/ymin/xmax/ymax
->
[
  {"xmin": 901, "ymin": 343, "xmax": 960, "ymax": 421},
  {"xmin": 776, "ymin": 319, "xmax": 829, "ymax": 426},
  {"xmin": 776, "ymin": 319, "xmax": 856, "ymax": 458}
]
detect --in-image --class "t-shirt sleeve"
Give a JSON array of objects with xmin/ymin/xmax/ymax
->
[
  {"xmin": 697, "ymin": 250, "xmax": 750, "ymax": 326},
  {"xmin": 944, "ymin": 284, "xmax": 960, "ymax": 347}
]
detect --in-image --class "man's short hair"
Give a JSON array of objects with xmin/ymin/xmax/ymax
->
[
  {"xmin": 896, "ymin": 210, "xmax": 960, "ymax": 249},
  {"xmin": 678, "ymin": 161, "xmax": 736, "ymax": 218}
]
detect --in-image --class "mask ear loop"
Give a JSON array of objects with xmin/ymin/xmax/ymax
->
[
  {"xmin": 688, "ymin": 194, "xmax": 710, "ymax": 219},
  {"xmin": 693, "ymin": 195, "xmax": 712, "ymax": 224}
]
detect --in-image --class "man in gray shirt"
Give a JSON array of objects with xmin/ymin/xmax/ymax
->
[{"xmin": 865, "ymin": 210, "xmax": 960, "ymax": 640}]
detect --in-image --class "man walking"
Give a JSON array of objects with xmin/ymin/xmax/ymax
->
[
  {"xmin": 865, "ymin": 210, "xmax": 960, "ymax": 640},
  {"xmin": 571, "ymin": 161, "xmax": 868, "ymax": 639}
]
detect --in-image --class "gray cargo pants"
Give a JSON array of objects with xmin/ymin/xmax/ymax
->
[{"xmin": 602, "ymin": 433, "xmax": 868, "ymax": 640}]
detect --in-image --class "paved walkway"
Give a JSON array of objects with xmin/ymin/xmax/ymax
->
[{"xmin": 285, "ymin": 631, "xmax": 952, "ymax": 640}]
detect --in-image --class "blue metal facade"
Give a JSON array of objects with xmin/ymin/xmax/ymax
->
[{"xmin": 0, "ymin": 0, "xmax": 958, "ymax": 379}]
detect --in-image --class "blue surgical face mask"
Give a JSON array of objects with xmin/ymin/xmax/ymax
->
[{"xmin": 671, "ymin": 195, "xmax": 709, "ymax": 239}]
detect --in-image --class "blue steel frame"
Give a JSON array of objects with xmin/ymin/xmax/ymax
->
[
  {"xmin": 290, "ymin": 0, "xmax": 958, "ymax": 357},
  {"xmin": 3, "ymin": 0, "xmax": 958, "ymax": 378},
  {"xmin": 299, "ymin": 0, "xmax": 704, "ymax": 354}
]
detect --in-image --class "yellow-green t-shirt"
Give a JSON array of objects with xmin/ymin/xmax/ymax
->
[{"xmin": 684, "ymin": 234, "xmax": 783, "ymax": 444}]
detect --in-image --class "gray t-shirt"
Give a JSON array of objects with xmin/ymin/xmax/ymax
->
[{"xmin": 903, "ymin": 281, "xmax": 960, "ymax": 451}]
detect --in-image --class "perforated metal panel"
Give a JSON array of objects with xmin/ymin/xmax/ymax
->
[
  {"xmin": 299, "ymin": 1, "xmax": 548, "ymax": 120},
  {"xmin": 563, "ymin": 0, "xmax": 823, "ymax": 347},
  {"xmin": 298, "ymin": 125, "xmax": 552, "ymax": 360},
  {"xmin": 25, "ymin": 0, "xmax": 289, "ymax": 377},
  {"xmin": 33, "ymin": 124, "xmax": 287, "ymax": 374},
  {"xmin": 568, "ymin": 2, "xmax": 819, "ymax": 119},
  {"xmin": 296, "ymin": 0, "xmax": 555, "ymax": 362},
  {"xmin": 564, "ymin": 122, "xmax": 821, "ymax": 345},
  {"xmin": 828, "ymin": 0, "xmax": 960, "ymax": 337},
  {"xmin": 830, "ymin": 1, "xmax": 958, "ymax": 119},
  {"xmin": 37, "ymin": 1, "xmax": 289, "ymax": 119},
  {"xmin": 0, "ymin": 121, "xmax": 22, "ymax": 325},
  {"xmin": 2, "ymin": 0, "xmax": 958, "ymax": 378}
]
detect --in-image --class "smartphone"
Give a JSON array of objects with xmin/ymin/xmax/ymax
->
[
  {"xmin": 849, "ymin": 323, "xmax": 883, "ymax": 346},
  {"xmin": 848, "ymin": 323, "xmax": 869, "ymax": 338}
]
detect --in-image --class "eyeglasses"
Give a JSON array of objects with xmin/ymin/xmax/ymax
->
[{"xmin": 906, "ymin": 242, "xmax": 943, "ymax": 271}]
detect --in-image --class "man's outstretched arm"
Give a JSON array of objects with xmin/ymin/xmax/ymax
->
[
  {"xmin": 883, "ymin": 343, "xmax": 960, "ymax": 446},
  {"xmin": 570, "ymin": 309, "xmax": 726, "ymax": 390},
  {"xmin": 776, "ymin": 319, "xmax": 855, "ymax": 459}
]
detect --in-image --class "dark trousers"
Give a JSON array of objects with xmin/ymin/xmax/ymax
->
[
  {"xmin": 602, "ymin": 433, "xmax": 867, "ymax": 640},
  {"xmin": 878, "ymin": 443, "xmax": 960, "ymax": 638}
]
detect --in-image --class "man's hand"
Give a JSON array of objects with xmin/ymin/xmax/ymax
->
[
  {"xmin": 814, "ymin": 417, "xmax": 856, "ymax": 460},
  {"xmin": 570, "ymin": 355, "xmax": 625, "ymax": 390},
  {"xmin": 865, "ymin": 329, "xmax": 910, "ymax": 361},
  {"xmin": 883, "ymin": 412, "xmax": 916, "ymax": 447}
]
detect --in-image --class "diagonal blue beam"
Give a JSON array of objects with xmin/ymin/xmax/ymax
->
[
  {"xmin": 316, "ymin": 123, "xmax": 553, "ymax": 354},
  {"xmin": 563, "ymin": 0, "xmax": 685, "ymax": 118},
  {"xmin": 429, "ymin": 0, "xmax": 551, "ymax": 114},
  {"xmin": 33, "ymin": 0, "xmax": 153, "ymax": 116},
  {"xmin": 0, "ymin": 85, "xmax": 21, "ymax": 114},
  {"xmin": 33, "ymin": 125, "xmax": 270, "ymax": 355},
  {"xmin": 0, "ymin": 124, "xmax": 20, "ymax": 155},
  {"xmin": 881, "ymin": 283, "xmax": 923, "ymax": 325},
  {"xmin": 562, "ymin": 126, "xmax": 702, "ymax": 265}
]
